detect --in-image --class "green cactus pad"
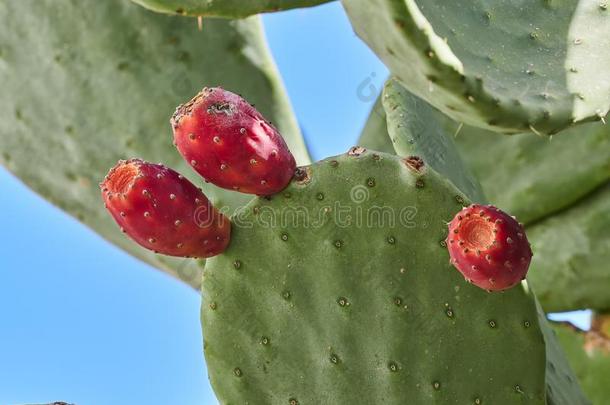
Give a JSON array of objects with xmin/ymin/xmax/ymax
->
[
  {"xmin": 357, "ymin": 96, "xmax": 395, "ymax": 155},
  {"xmin": 454, "ymin": 122, "xmax": 610, "ymax": 225},
  {"xmin": 342, "ymin": 0, "xmax": 610, "ymax": 134},
  {"xmin": 371, "ymin": 83, "xmax": 610, "ymax": 311},
  {"xmin": 354, "ymin": 83, "xmax": 589, "ymax": 403},
  {"xmin": 526, "ymin": 184, "xmax": 610, "ymax": 312},
  {"xmin": 552, "ymin": 319, "xmax": 610, "ymax": 405},
  {"xmin": 129, "ymin": 0, "xmax": 334, "ymax": 18},
  {"xmin": 0, "ymin": 0, "xmax": 311, "ymax": 289},
  {"xmin": 203, "ymin": 149, "xmax": 553, "ymax": 403},
  {"xmin": 382, "ymin": 79, "xmax": 485, "ymax": 203}
]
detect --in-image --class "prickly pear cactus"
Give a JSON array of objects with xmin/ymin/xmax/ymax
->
[
  {"xmin": 129, "ymin": 0, "xmax": 334, "ymax": 18},
  {"xmin": 342, "ymin": 0, "xmax": 610, "ymax": 134},
  {"xmin": 382, "ymin": 79, "xmax": 485, "ymax": 202},
  {"xmin": 360, "ymin": 82, "xmax": 610, "ymax": 312},
  {"xmin": 202, "ymin": 150, "xmax": 551, "ymax": 403},
  {"xmin": 0, "ymin": 0, "xmax": 310, "ymax": 288},
  {"xmin": 353, "ymin": 80, "xmax": 589, "ymax": 403}
]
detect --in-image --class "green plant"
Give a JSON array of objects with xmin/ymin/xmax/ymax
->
[
  {"xmin": 128, "ymin": 0, "xmax": 335, "ymax": 18},
  {"xmin": 201, "ymin": 140, "xmax": 585, "ymax": 403},
  {"xmin": 342, "ymin": 0, "xmax": 610, "ymax": 135},
  {"xmin": 2, "ymin": 0, "xmax": 609, "ymax": 403},
  {"xmin": 0, "ymin": 0, "xmax": 310, "ymax": 288}
]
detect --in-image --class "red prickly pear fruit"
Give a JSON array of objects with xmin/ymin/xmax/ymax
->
[
  {"xmin": 446, "ymin": 204, "xmax": 533, "ymax": 291},
  {"xmin": 100, "ymin": 159, "xmax": 230, "ymax": 258},
  {"xmin": 170, "ymin": 87, "xmax": 296, "ymax": 196}
]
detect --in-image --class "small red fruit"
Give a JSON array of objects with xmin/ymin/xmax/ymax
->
[
  {"xmin": 446, "ymin": 204, "xmax": 532, "ymax": 291},
  {"xmin": 101, "ymin": 159, "xmax": 230, "ymax": 258},
  {"xmin": 171, "ymin": 87, "xmax": 296, "ymax": 196}
]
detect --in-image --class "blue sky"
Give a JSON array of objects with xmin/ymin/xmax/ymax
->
[{"xmin": 0, "ymin": 3, "xmax": 590, "ymax": 405}]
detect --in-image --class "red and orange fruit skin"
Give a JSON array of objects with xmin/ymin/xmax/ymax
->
[
  {"xmin": 171, "ymin": 87, "xmax": 296, "ymax": 196},
  {"xmin": 101, "ymin": 159, "xmax": 230, "ymax": 258},
  {"xmin": 446, "ymin": 204, "xmax": 533, "ymax": 291}
]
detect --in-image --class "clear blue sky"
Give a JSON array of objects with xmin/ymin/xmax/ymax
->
[{"xmin": 0, "ymin": 3, "xmax": 590, "ymax": 405}]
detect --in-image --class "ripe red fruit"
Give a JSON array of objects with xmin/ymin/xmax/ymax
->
[
  {"xmin": 100, "ymin": 159, "xmax": 230, "ymax": 258},
  {"xmin": 446, "ymin": 204, "xmax": 532, "ymax": 291},
  {"xmin": 171, "ymin": 87, "xmax": 296, "ymax": 196}
]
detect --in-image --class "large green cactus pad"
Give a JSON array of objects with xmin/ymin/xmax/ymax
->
[
  {"xmin": 0, "ymin": 0, "xmax": 311, "ymax": 289},
  {"xmin": 342, "ymin": 0, "xmax": 610, "ymax": 134},
  {"xmin": 552, "ymin": 318, "xmax": 610, "ymax": 405},
  {"xmin": 129, "ymin": 0, "xmax": 334, "ymax": 18},
  {"xmin": 202, "ymin": 149, "xmax": 576, "ymax": 404}
]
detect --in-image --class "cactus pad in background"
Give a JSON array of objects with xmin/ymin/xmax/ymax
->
[
  {"xmin": 342, "ymin": 0, "xmax": 610, "ymax": 134},
  {"xmin": 360, "ymin": 84, "xmax": 610, "ymax": 312},
  {"xmin": 381, "ymin": 79, "xmax": 484, "ymax": 202},
  {"xmin": 129, "ymin": 0, "xmax": 335, "ymax": 18},
  {"xmin": 202, "ymin": 150, "xmax": 552, "ymax": 404},
  {"xmin": 357, "ymin": 96, "xmax": 395, "ymax": 155},
  {"xmin": 0, "ymin": 0, "xmax": 310, "ymax": 289},
  {"xmin": 453, "ymin": 122, "xmax": 610, "ymax": 225},
  {"xmin": 526, "ymin": 184, "xmax": 610, "ymax": 312},
  {"xmin": 552, "ymin": 315, "xmax": 610, "ymax": 405}
]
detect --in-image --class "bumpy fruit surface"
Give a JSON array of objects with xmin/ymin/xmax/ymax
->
[
  {"xmin": 171, "ymin": 87, "xmax": 296, "ymax": 195},
  {"xmin": 101, "ymin": 159, "xmax": 230, "ymax": 258},
  {"xmin": 446, "ymin": 204, "xmax": 532, "ymax": 291}
]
